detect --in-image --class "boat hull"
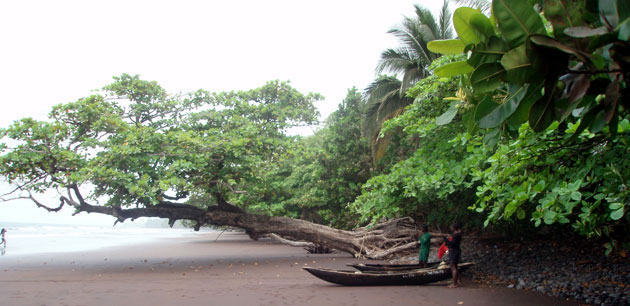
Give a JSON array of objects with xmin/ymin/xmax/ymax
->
[
  {"xmin": 347, "ymin": 261, "xmax": 441, "ymax": 272},
  {"xmin": 304, "ymin": 263, "xmax": 474, "ymax": 286}
]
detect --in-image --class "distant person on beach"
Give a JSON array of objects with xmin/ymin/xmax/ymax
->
[
  {"xmin": 1, "ymin": 228, "xmax": 6, "ymax": 247},
  {"xmin": 444, "ymin": 223, "xmax": 462, "ymax": 288},
  {"xmin": 418, "ymin": 224, "xmax": 431, "ymax": 268}
]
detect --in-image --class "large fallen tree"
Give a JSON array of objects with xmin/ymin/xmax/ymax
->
[{"xmin": 0, "ymin": 75, "xmax": 419, "ymax": 259}]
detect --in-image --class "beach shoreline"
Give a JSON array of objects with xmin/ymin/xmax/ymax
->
[{"xmin": 0, "ymin": 232, "xmax": 578, "ymax": 306}]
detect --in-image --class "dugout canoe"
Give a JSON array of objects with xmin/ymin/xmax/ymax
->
[
  {"xmin": 303, "ymin": 262, "xmax": 474, "ymax": 286},
  {"xmin": 347, "ymin": 261, "xmax": 441, "ymax": 272}
]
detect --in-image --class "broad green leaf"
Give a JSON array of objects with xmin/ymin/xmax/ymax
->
[
  {"xmin": 469, "ymin": 12, "xmax": 495, "ymax": 39},
  {"xmin": 468, "ymin": 36, "xmax": 509, "ymax": 67},
  {"xmin": 543, "ymin": 0, "xmax": 586, "ymax": 38},
  {"xmin": 436, "ymin": 102, "xmax": 459, "ymax": 125},
  {"xmin": 529, "ymin": 81, "xmax": 558, "ymax": 132},
  {"xmin": 462, "ymin": 111, "xmax": 479, "ymax": 134},
  {"xmin": 434, "ymin": 61, "xmax": 475, "ymax": 77},
  {"xmin": 543, "ymin": 210, "xmax": 557, "ymax": 224},
  {"xmin": 500, "ymin": 44, "xmax": 534, "ymax": 84},
  {"xmin": 610, "ymin": 208, "xmax": 624, "ymax": 220},
  {"xmin": 478, "ymin": 84, "xmax": 528, "ymax": 128},
  {"xmin": 533, "ymin": 180, "xmax": 546, "ymax": 193},
  {"xmin": 619, "ymin": 0, "xmax": 630, "ymax": 21},
  {"xmin": 505, "ymin": 200, "xmax": 518, "ymax": 217},
  {"xmin": 570, "ymin": 191, "xmax": 582, "ymax": 201},
  {"xmin": 517, "ymin": 208, "xmax": 526, "ymax": 220},
  {"xmin": 493, "ymin": 0, "xmax": 546, "ymax": 48},
  {"xmin": 427, "ymin": 39, "xmax": 466, "ymax": 55},
  {"xmin": 609, "ymin": 203, "xmax": 623, "ymax": 210},
  {"xmin": 470, "ymin": 63, "xmax": 505, "ymax": 93},
  {"xmin": 474, "ymin": 96, "xmax": 500, "ymax": 122},
  {"xmin": 483, "ymin": 127, "xmax": 501, "ymax": 147},
  {"xmin": 618, "ymin": 18, "xmax": 630, "ymax": 41},
  {"xmin": 600, "ymin": 0, "xmax": 618, "ymax": 27},
  {"xmin": 453, "ymin": 7, "xmax": 483, "ymax": 45}
]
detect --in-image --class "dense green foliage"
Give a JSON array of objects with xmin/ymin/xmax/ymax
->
[
  {"xmin": 235, "ymin": 89, "xmax": 372, "ymax": 228},
  {"xmin": 1, "ymin": 1, "xmax": 629, "ymax": 253},
  {"xmin": 0, "ymin": 75, "xmax": 321, "ymax": 213},
  {"xmin": 422, "ymin": 0, "xmax": 630, "ymax": 249},
  {"xmin": 352, "ymin": 56, "xmax": 488, "ymax": 228}
]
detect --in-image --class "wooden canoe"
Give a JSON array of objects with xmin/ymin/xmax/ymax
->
[
  {"xmin": 347, "ymin": 261, "xmax": 441, "ymax": 272},
  {"xmin": 303, "ymin": 262, "xmax": 474, "ymax": 286}
]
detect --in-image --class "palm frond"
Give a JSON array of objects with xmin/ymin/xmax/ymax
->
[
  {"xmin": 438, "ymin": 0, "xmax": 454, "ymax": 39},
  {"xmin": 452, "ymin": 0, "xmax": 491, "ymax": 15},
  {"xmin": 362, "ymin": 76, "xmax": 413, "ymax": 146},
  {"xmin": 375, "ymin": 47, "xmax": 418, "ymax": 75},
  {"xmin": 413, "ymin": 4, "xmax": 440, "ymax": 40}
]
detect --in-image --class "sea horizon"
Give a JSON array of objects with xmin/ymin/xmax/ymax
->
[{"xmin": 0, "ymin": 221, "xmax": 215, "ymax": 257}]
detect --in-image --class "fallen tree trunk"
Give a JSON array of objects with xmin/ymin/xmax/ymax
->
[{"xmin": 27, "ymin": 186, "xmax": 420, "ymax": 259}]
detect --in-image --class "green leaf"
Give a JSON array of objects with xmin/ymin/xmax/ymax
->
[
  {"xmin": 609, "ymin": 203, "xmax": 623, "ymax": 210},
  {"xmin": 483, "ymin": 128, "xmax": 501, "ymax": 147},
  {"xmin": 470, "ymin": 63, "xmax": 505, "ymax": 93},
  {"xmin": 517, "ymin": 208, "xmax": 526, "ymax": 220},
  {"xmin": 544, "ymin": 210, "xmax": 558, "ymax": 224},
  {"xmin": 533, "ymin": 180, "xmax": 546, "ymax": 192},
  {"xmin": 469, "ymin": 12, "xmax": 495, "ymax": 39},
  {"xmin": 543, "ymin": 0, "xmax": 586, "ymax": 38},
  {"xmin": 462, "ymin": 111, "xmax": 479, "ymax": 134},
  {"xmin": 570, "ymin": 191, "xmax": 582, "ymax": 201},
  {"xmin": 619, "ymin": 0, "xmax": 630, "ymax": 21},
  {"xmin": 474, "ymin": 96, "xmax": 500, "ymax": 122},
  {"xmin": 610, "ymin": 208, "xmax": 624, "ymax": 220},
  {"xmin": 436, "ymin": 102, "xmax": 459, "ymax": 125},
  {"xmin": 506, "ymin": 82, "xmax": 543, "ymax": 129},
  {"xmin": 468, "ymin": 36, "xmax": 509, "ymax": 68},
  {"xmin": 529, "ymin": 81, "xmax": 558, "ymax": 132},
  {"xmin": 501, "ymin": 44, "xmax": 534, "ymax": 84},
  {"xmin": 453, "ymin": 7, "xmax": 483, "ymax": 45},
  {"xmin": 493, "ymin": 0, "xmax": 546, "ymax": 48},
  {"xmin": 478, "ymin": 84, "xmax": 528, "ymax": 128},
  {"xmin": 619, "ymin": 18, "xmax": 630, "ymax": 41},
  {"xmin": 600, "ymin": 0, "xmax": 618, "ymax": 28},
  {"xmin": 505, "ymin": 200, "xmax": 518, "ymax": 218},
  {"xmin": 434, "ymin": 61, "xmax": 475, "ymax": 77},
  {"xmin": 427, "ymin": 39, "xmax": 466, "ymax": 55}
]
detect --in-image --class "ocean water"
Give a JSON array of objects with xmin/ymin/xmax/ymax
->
[{"xmin": 0, "ymin": 222, "xmax": 209, "ymax": 257}]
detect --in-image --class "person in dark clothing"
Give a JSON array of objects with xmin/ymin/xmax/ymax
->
[
  {"xmin": 0, "ymin": 228, "xmax": 6, "ymax": 247},
  {"xmin": 444, "ymin": 223, "xmax": 462, "ymax": 288}
]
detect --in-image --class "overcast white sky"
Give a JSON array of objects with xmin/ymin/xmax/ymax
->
[{"xmin": 0, "ymin": 0, "xmax": 447, "ymax": 225}]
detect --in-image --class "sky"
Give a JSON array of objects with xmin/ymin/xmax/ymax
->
[{"xmin": 0, "ymin": 0, "xmax": 447, "ymax": 225}]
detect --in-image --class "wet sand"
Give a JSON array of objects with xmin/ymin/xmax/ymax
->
[{"xmin": 0, "ymin": 232, "xmax": 579, "ymax": 306}]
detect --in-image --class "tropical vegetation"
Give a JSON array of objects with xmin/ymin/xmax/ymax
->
[{"xmin": 0, "ymin": 0, "xmax": 628, "ymax": 254}]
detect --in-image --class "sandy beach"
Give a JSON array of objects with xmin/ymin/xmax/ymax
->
[{"xmin": 0, "ymin": 232, "xmax": 579, "ymax": 306}]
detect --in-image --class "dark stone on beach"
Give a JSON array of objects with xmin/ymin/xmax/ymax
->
[{"xmin": 452, "ymin": 238, "xmax": 630, "ymax": 306}]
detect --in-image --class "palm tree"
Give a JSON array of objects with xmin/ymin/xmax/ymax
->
[
  {"xmin": 375, "ymin": 1, "xmax": 454, "ymax": 92},
  {"xmin": 364, "ymin": 0, "xmax": 454, "ymax": 162}
]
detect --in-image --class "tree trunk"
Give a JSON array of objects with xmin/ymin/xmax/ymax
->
[
  {"xmin": 32, "ymin": 188, "xmax": 420, "ymax": 259},
  {"xmin": 203, "ymin": 210, "xmax": 419, "ymax": 259}
]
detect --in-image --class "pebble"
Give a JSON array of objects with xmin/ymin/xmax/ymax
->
[{"xmin": 459, "ymin": 239, "xmax": 630, "ymax": 306}]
